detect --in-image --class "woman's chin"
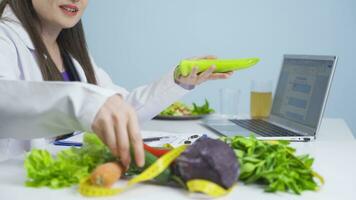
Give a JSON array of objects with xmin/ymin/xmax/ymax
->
[{"xmin": 59, "ymin": 20, "xmax": 80, "ymax": 29}]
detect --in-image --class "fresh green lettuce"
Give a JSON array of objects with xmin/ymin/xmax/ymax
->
[{"xmin": 24, "ymin": 133, "xmax": 115, "ymax": 189}]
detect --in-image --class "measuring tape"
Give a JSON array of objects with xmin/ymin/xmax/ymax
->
[
  {"xmin": 187, "ymin": 179, "xmax": 235, "ymax": 197},
  {"xmin": 79, "ymin": 145, "xmax": 232, "ymax": 197}
]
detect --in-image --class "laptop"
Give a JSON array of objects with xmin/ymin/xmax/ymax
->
[{"xmin": 203, "ymin": 55, "xmax": 338, "ymax": 141}]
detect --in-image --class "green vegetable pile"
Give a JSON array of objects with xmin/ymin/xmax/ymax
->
[
  {"xmin": 159, "ymin": 99, "xmax": 214, "ymax": 116},
  {"xmin": 221, "ymin": 136, "xmax": 323, "ymax": 195},
  {"xmin": 25, "ymin": 132, "xmax": 323, "ymax": 195},
  {"xmin": 25, "ymin": 133, "xmax": 115, "ymax": 188},
  {"xmin": 25, "ymin": 133, "xmax": 175, "ymax": 189}
]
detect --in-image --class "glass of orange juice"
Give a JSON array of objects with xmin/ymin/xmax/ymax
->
[{"xmin": 250, "ymin": 80, "xmax": 273, "ymax": 119}]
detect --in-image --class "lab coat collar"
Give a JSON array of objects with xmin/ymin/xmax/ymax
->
[{"xmin": 1, "ymin": 5, "xmax": 35, "ymax": 50}]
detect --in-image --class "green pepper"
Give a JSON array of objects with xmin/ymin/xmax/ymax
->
[
  {"xmin": 178, "ymin": 58, "xmax": 259, "ymax": 76},
  {"xmin": 128, "ymin": 148, "xmax": 171, "ymax": 184}
]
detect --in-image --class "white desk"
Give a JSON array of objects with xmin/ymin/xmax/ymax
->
[
  {"xmin": 0, "ymin": 118, "xmax": 355, "ymax": 200},
  {"xmin": 142, "ymin": 118, "xmax": 355, "ymax": 141}
]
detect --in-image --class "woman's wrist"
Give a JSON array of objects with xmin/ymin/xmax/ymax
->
[{"xmin": 174, "ymin": 66, "xmax": 195, "ymax": 90}]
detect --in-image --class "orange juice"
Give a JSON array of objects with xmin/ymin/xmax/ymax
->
[{"xmin": 250, "ymin": 92, "xmax": 272, "ymax": 119}]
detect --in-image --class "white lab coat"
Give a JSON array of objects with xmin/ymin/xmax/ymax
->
[{"xmin": 0, "ymin": 6, "xmax": 189, "ymax": 160}]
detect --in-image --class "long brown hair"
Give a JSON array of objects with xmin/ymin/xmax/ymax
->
[{"xmin": 0, "ymin": 0, "xmax": 97, "ymax": 84}]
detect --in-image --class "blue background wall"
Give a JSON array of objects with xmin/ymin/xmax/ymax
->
[{"xmin": 83, "ymin": 0, "xmax": 356, "ymax": 136}]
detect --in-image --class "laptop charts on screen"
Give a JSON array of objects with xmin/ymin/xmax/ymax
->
[{"xmin": 203, "ymin": 55, "xmax": 338, "ymax": 141}]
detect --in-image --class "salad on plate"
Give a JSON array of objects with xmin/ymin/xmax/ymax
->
[{"xmin": 156, "ymin": 99, "xmax": 215, "ymax": 120}]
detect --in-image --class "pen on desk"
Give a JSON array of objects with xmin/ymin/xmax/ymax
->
[
  {"xmin": 53, "ymin": 140, "xmax": 83, "ymax": 147},
  {"xmin": 143, "ymin": 136, "xmax": 170, "ymax": 142},
  {"xmin": 53, "ymin": 136, "xmax": 170, "ymax": 147}
]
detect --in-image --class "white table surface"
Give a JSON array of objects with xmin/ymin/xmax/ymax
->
[
  {"xmin": 0, "ymin": 118, "xmax": 355, "ymax": 200},
  {"xmin": 142, "ymin": 118, "xmax": 355, "ymax": 141}
]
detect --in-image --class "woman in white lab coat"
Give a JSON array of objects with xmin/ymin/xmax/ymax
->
[{"xmin": 0, "ymin": 0, "xmax": 232, "ymax": 166}]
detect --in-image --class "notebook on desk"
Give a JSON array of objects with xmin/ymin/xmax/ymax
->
[{"xmin": 53, "ymin": 131, "xmax": 205, "ymax": 147}]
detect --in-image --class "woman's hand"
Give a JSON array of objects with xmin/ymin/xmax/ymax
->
[
  {"xmin": 175, "ymin": 55, "xmax": 234, "ymax": 87},
  {"xmin": 92, "ymin": 95, "xmax": 144, "ymax": 169}
]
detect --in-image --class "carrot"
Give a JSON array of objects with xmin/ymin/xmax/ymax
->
[{"xmin": 90, "ymin": 162, "xmax": 123, "ymax": 188}]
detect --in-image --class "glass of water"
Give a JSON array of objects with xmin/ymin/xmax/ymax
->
[{"xmin": 219, "ymin": 88, "xmax": 240, "ymax": 119}]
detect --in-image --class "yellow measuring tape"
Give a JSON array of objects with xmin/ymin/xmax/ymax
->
[
  {"xmin": 79, "ymin": 145, "xmax": 232, "ymax": 197},
  {"xmin": 187, "ymin": 179, "xmax": 235, "ymax": 198}
]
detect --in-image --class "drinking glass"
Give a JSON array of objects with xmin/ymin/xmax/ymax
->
[
  {"xmin": 219, "ymin": 88, "xmax": 240, "ymax": 119},
  {"xmin": 250, "ymin": 80, "xmax": 273, "ymax": 119}
]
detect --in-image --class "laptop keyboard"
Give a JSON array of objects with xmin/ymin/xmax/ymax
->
[{"xmin": 230, "ymin": 119, "xmax": 302, "ymax": 137}]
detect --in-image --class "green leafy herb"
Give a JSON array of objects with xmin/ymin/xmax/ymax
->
[
  {"xmin": 220, "ymin": 135, "xmax": 323, "ymax": 195},
  {"xmin": 24, "ymin": 133, "xmax": 116, "ymax": 189},
  {"xmin": 191, "ymin": 99, "xmax": 215, "ymax": 115}
]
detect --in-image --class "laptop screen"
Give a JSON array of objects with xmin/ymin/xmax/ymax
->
[{"xmin": 271, "ymin": 56, "xmax": 335, "ymax": 130}]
